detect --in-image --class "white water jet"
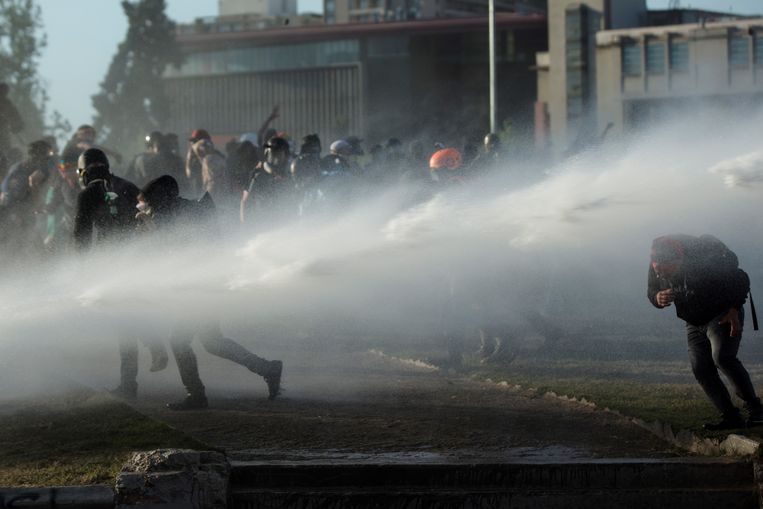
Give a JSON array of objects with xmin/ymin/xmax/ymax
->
[{"xmin": 0, "ymin": 108, "xmax": 761, "ymax": 399}]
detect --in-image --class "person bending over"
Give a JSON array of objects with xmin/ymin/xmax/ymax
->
[{"xmin": 648, "ymin": 234, "xmax": 762, "ymax": 430}]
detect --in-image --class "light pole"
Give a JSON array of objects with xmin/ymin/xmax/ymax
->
[{"xmin": 488, "ymin": 0, "xmax": 496, "ymax": 133}]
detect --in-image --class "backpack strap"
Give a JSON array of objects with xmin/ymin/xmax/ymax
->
[
  {"xmin": 104, "ymin": 190, "xmax": 120, "ymax": 218},
  {"xmin": 750, "ymin": 292, "xmax": 759, "ymax": 331}
]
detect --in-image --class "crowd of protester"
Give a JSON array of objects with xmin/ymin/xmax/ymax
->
[
  {"xmin": 0, "ymin": 107, "xmax": 506, "ymax": 263},
  {"xmin": 0, "ymin": 99, "xmax": 509, "ymax": 408}
]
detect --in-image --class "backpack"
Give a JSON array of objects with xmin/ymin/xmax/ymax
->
[
  {"xmin": 697, "ymin": 235, "xmax": 758, "ymax": 330},
  {"xmin": 696, "ymin": 234, "xmax": 738, "ymax": 273}
]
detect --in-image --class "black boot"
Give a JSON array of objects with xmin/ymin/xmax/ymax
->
[
  {"xmin": 110, "ymin": 382, "xmax": 138, "ymax": 400},
  {"xmin": 167, "ymin": 392, "xmax": 208, "ymax": 410},
  {"xmin": 703, "ymin": 410, "xmax": 745, "ymax": 431},
  {"xmin": 746, "ymin": 401, "xmax": 763, "ymax": 427}
]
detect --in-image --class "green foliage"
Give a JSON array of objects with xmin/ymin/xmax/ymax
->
[
  {"xmin": 47, "ymin": 109, "xmax": 72, "ymax": 150},
  {"xmin": 92, "ymin": 0, "xmax": 183, "ymax": 156},
  {"xmin": 0, "ymin": 0, "xmax": 47, "ymax": 141}
]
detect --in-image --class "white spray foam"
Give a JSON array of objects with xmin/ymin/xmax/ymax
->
[{"xmin": 0, "ymin": 109, "xmax": 761, "ymax": 398}]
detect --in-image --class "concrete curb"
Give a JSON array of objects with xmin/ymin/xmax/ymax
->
[
  {"xmin": 366, "ymin": 349, "xmax": 440, "ymax": 372},
  {"xmin": 482, "ymin": 376, "xmax": 762, "ymax": 459},
  {"xmin": 0, "ymin": 486, "xmax": 113, "ymax": 508}
]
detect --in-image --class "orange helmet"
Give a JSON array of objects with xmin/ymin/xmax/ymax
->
[{"xmin": 429, "ymin": 148, "xmax": 462, "ymax": 170}]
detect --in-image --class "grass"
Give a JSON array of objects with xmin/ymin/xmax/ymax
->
[
  {"xmin": 0, "ymin": 390, "xmax": 207, "ymax": 486},
  {"xmin": 381, "ymin": 336, "xmax": 763, "ymax": 440},
  {"xmin": 471, "ymin": 354, "xmax": 763, "ymax": 441},
  {"xmin": 474, "ymin": 361, "xmax": 719, "ymax": 432}
]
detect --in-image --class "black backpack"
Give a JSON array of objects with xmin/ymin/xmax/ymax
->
[{"xmin": 697, "ymin": 235, "xmax": 758, "ymax": 330}]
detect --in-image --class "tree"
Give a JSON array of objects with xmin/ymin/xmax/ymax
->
[
  {"xmin": 92, "ymin": 0, "xmax": 182, "ymax": 156},
  {"xmin": 0, "ymin": 0, "xmax": 47, "ymax": 142}
]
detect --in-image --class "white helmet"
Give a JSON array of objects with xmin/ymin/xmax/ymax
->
[{"xmin": 330, "ymin": 139, "xmax": 352, "ymax": 156}]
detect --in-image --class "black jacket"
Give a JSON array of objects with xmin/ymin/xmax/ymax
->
[
  {"xmin": 127, "ymin": 151, "xmax": 184, "ymax": 187},
  {"xmin": 647, "ymin": 234, "xmax": 750, "ymax": 326},
  {"xmin": 73, "ymin": 175, "xmax": 139, "ymax": 251},
  {"xmin": 141, "ymin": 175, "xmax": 217, "ymax": 242}
]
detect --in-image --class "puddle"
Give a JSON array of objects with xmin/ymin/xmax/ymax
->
[{"xmin": 229, "ymin": 445, "xmax": 597, "ymax": 464}]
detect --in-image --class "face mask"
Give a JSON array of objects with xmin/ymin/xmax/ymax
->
[{"xmin": 136, "ymin": 201, "xmax": 151, "ymax": 214}]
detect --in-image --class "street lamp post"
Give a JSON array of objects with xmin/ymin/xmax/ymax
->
[{"xmin": 488, "ymin": 0, "xmax": 496, "ymax": 133}]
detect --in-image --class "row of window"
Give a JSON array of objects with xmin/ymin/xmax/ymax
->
[
  {"xmin": 350, "ymin": 0, "xmax": 383, "ymax": 9},
  {"xmin": 622, "ymin": 33, "xmax": 763, "ymax": 76},
  {"xmin": 728, "ymin": 31, "xmax": 763, "ymax": 67},
  {"xmin": 166, "ymin": 39, "xmax": 361, "ymax": 77}
]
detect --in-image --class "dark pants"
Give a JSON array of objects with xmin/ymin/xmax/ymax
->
[
  {"xmin": 687, "ymin": 308, "xmax": 761, "ymax": 417},
  {"xmin": 119, "ymin": 336, "xmax": 138, "ymax": 392},
  {"xmin": 118, "ymin": 334, "xmax": 167, "ymax": 391},
  {"xmin": 170, "ymin": 321, "xmax": 271, "ymax": 396}
]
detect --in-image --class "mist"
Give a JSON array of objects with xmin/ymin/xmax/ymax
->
[{"xmin": 1, "ymin": 106, "xmax": 762, "ymax": 401}]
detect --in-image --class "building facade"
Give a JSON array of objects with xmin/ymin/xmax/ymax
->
[
  {"xmin": 596, "ymin": 18, "xmax": 763, "ymax": 134},
  {"xmin": 324, "ymin": 0, "xmax": 544, "ymax": 25},
  {"xmin": 534, "ymin": 0, "xmax": 648, "ymax": 154},
  {"xmin": 534, "ymin": 0, "xmax": 758, "ymax": 155},
  {"xmin": 164, "ymin": 14, "xmax": 546, "ymax": 148},
  {"xmin": 219, "ymin": 0, "xmax": 298, "ymax": 18}
]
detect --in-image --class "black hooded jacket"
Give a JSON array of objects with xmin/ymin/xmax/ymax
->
[
  {"xmin": 73, "ymin": 174, "xmax": 139, "ymax": 251},
  {"xmin": 141, "ymin": 175, "xmax": 216, "ymax": 241},
  {"xmin": 647, "ymin": 234, "xmax": 750, "ymax": 326}
]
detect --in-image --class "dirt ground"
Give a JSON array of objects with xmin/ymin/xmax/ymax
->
[{"xmin": 133, "ymin": 349, "xmax": 684, "ymax": 462}]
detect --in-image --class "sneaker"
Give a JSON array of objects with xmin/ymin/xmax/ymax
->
[
  {"xmin": 485, "ymin": 337, "xmax": 518, "ymax": 365},
  {"xmin": 109, "ymin": 383, "xmax": 138, "ymax": 400},
  {"xmin": 747, "ymin": 407, "xmax": 763, "ymax": 427},
  {"xmin": 703, "ymin": 414, "xmax": 745, "ymax": 431},
  {"xmin": 167, "ymin": 393, "xmax": 208, "ymax": 410},
  {"xmin": 264, "ymin": 360, "xmax": 283, "ymax": 400}
]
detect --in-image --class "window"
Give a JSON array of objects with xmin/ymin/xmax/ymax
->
[
  {"xmin": 669, "ymin": 40, "xmax": 689, "ymax": 71},
  {"xmin": 168, "ymin": 40, "xmax": 361, "ymax": 77},
  {"xmin": 755, "ymin": 33, "xmax": 763, "ymax": 67},
  {"xmin": 409, "ymin": 0, "xmax": 422, "ymax": 18},
  {"xmin": 729, "ymin": 33, "xmax": 749, "ymax": 67},
  {"xmin": 368, "ymin": 36, "xmax": 409, "ymax": 58},
  {"xmin": 622, "ymin": 41, "xmax": 641, "ymax": 75},
  {"xmin": 501, "ymin": 30, "xmax": 516, "ymax": 63},
  {"xmin": 646, "ymin": 41, "xmax": 665, "ymax": 74}
]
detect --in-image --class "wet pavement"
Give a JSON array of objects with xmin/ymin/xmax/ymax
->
[{"xmin": 133, "ymin": 349, "xmax": 686, "ymax": 461}]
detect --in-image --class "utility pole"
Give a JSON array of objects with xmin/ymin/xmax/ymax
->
[{"xmin": 489, "ymin": 0, "xmax": 496, "ymax": 133}]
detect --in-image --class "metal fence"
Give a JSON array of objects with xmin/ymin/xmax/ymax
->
[{"xmin": 164, "ymin": 64, "xmax": 363, "ymax": 145}]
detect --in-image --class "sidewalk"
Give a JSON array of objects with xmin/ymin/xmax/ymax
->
[{"xmin": 134, "ymin": 350, "xmax": 684, "ymax": 461}]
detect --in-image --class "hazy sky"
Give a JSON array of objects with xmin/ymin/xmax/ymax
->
[{"xmin": 36, "ymin": 0, "xmax": 763, "ymax": 135}]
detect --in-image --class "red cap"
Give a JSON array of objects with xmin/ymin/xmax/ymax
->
[{"xmin": 189, "ymin": 129, "xmax": 210, "ymax": 142}]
